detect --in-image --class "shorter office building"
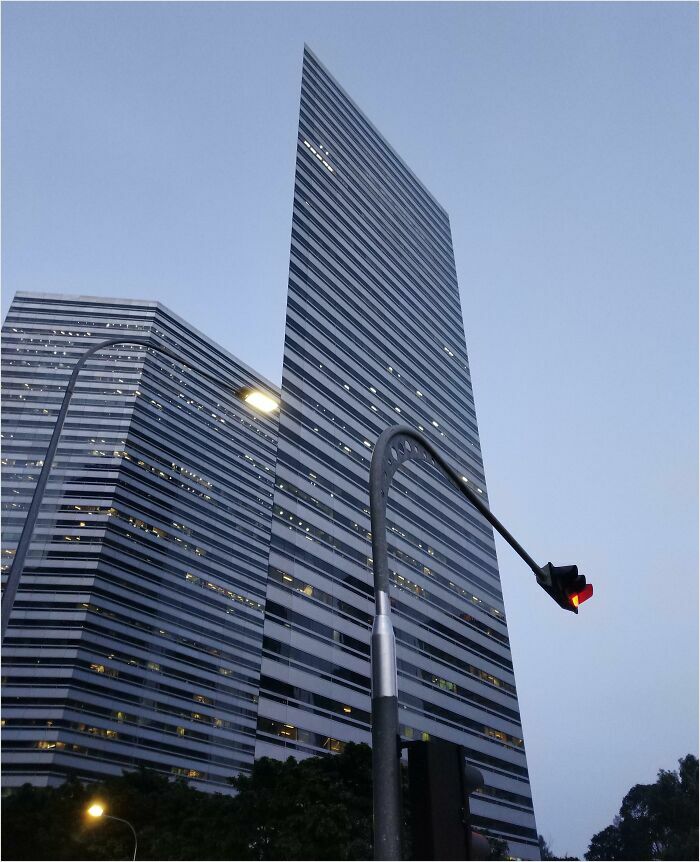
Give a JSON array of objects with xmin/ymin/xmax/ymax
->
[{"xmin": 1, "ymin": 292, "xmax": 279, "ymax": 793}]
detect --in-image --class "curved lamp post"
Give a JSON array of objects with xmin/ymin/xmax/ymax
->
[
  {"xmin": 369, "ymin": 425, "xmax": 592, "ymax": 860},
  {"xmin": 1, "ymin": 336, "xmax": 278, "ymax": 642},
  {"xmin": 87, "ymin": 803, "xmax": 138, "ymax": 861}
]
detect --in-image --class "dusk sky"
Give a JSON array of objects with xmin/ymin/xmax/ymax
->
[{"xmin": 3, "ymin": 2, "xmax": 697, "ymax": 857}]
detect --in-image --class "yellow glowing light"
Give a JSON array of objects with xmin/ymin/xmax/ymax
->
[
  {"xmin": 87, "ymin": 803, "xmax": 104, "ymax": 818},
  {"xmin": 241, "ymin": 389, "xmax": 279, "ymax": 414},
  {"xmin": 570, "ymin": 594, "xmax": 580, "ymax": 608}
]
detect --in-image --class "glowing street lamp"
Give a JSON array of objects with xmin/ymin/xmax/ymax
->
[
  {"xmin": 87, "ymin": 802, "xmax": 138, "ymax": 860},
  {"xmin": 238, "ymin": 386, "xmax": 280, "ymax": 413}
]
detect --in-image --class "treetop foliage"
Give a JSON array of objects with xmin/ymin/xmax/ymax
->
[
  {"xmin": 4, "ymin": 747, "xmax": 695, "ymax": 861},
  {"xmin": 1, "ymin": 744, "xmax": 376, "ymax": 861},
  {"xmin": 584, "ymin": 754, "xmax": 698, "ymax": 861}
]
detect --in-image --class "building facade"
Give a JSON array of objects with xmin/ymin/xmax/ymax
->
[
  {"xmin": 254, "ymin": 47, "xmax": 539, "ymax": 858},
  {"xmin": 1, "ymin": 293, "xmax": 279, "ymax": 793},
  {"xmin": 2, "ymin": 47, "xmax": 539, "ymax": 859}
]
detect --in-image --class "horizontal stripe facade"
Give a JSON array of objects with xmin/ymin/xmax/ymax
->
[{"xmin": 254, "ymin": 47, "xmax": 538, "ymax": 857}]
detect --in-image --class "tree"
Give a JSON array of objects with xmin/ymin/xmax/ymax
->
[
  {"xmin": 585, "ymin": 754, "xmax": 699, "ymax": 861},
  {"xmin": 585, "ymin": 823, "xmax": 625, "ymax": 861},
  {"xmin": 225, "ymin": 743, "xmax": 375, "ymax": 860},
  {"xmin": 1, "ymin": 768, "xmax": 233, "ymax": 861},
  {"xmin": 483, "ymin": 831, "xmax": 509, "ymax": 859},
  {"xmin": 1, "ymin": 744, "xmax": 384, "ymax": 860}
]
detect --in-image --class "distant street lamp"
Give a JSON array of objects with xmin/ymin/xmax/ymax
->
[
  {"xmin": 0, "ymin": 336, "xmax": 279, "ymax": 642},
  {"xmin": 87, "ymin": 803, "xmax": 138, "ymax": 861},
  {"xmin": 368, "ymin": 425, "xmax": 593, "ymax": 860}
]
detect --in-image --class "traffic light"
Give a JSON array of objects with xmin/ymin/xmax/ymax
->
[
  {"xmin": 536, "ymin": 562, "xmax": 593, "ymax": 613},
  {"xmin": 407, "ymin": 738, "xmax": 491, "ymax": 860}
]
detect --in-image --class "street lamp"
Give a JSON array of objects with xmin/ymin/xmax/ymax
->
[
  {"xmin": 238, "ymin": 386, "xmax": 279, "ymax": 414},
  {"xmin": 368, "ymin": 425, "xmax": 593, "ymax": 860},
  {"xmin": 87, "ymin": 802, "xmax": 138, "ymax": 861},
  {"xmin": 0, "ymin": 336, "xmax": 279, "ymax": 642}
]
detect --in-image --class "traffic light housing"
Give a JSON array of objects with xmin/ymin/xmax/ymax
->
[
  {"xmin": 536, "ymin": 563, "xmax": 593, "ymax": 613},
  {"xmin": 407, "ymin": 738, "xmax": 490, "ymax": 860}
]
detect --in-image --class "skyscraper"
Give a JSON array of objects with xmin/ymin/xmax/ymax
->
[
  {"xmin": 254, "ymin": 47, "xmax": 538, "ymax": 857},
  {"xmin": 1, "ymin": 47, "xmax": 539, "ymax": 859},
  {"xmin": 1, "ymin": 293, "xmax": 279, "ymax": 792}
]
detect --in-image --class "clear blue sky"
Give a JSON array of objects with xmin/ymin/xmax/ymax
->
[{"xmin": 3, "ymin": 2, "xmax": 697, "ymax": 857}]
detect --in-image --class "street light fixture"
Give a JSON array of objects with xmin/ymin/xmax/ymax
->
[
  {"xmin": 0, "ymin": 336, "xmax": 279, "ymax": 642},
  {"xmin": 237, "ymin": 386, "xmax": 280, "ymax": 413},
  {"xmin": 368, "ymin": 425, "xmax": 593, "ymax": 860},
  {"xmin": 87, "ymin": 802, "xmax": 138, "ymax": 861}
]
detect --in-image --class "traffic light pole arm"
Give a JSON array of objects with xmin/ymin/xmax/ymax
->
[
  {"xmin": 370, "ymin": 425, "xmax": 541, "ymax": 593},
  {"xmin": 1, "ymin": 336, "xmax": 245, "ymax": 643},
  {"xmin": 369, "ymin": 425, "xmax": 542, "ymax": 861}
]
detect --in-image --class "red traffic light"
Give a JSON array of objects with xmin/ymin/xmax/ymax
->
[
  {"xmin": 537, "ymin": 563, "xmax": 593, "ymax": 612},
  {"xmin": 569, "ymin": 583, "xmax": 593, "ymax": 609}
]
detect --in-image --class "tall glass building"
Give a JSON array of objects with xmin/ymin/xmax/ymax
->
[
  {"xmin": 254, "ymin": 47, "xmax": 538, "ymax": 858},
  {"xmin": 2, "ymin": 47, "xmax": 539, "ymax": 859},
  {"xmin": 1, "ymin": 293, "xmax": 279, "ymax": 793}
]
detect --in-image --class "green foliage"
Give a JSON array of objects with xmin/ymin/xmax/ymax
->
[
  {"xmin": 1, "ymin": 768, "xmax": 233, "ymax": 861},
  {"xmin": 585, "ymin": 754, "xmax": 699, "ymax": 861},
  {"xmin": 226, "ymin": 745, "xmax": 374, "ymax": 860},
  {"xmin": 539, "ymin": 834, "xmax": 556, "ymax": 860},
  {"xmin": 484, "ymin": 831, "xmax": 510, "ymax": 859},
  {"xmin": 1, "ymin": 744, "xmax": 380, "ymax": 861}
]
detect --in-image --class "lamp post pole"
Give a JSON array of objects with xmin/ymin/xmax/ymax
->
[
  {"xmin": 368, "ymin": 425, "xmax": 554, "ymax": 861},
  {"xmin": 88, "ymin": 805, "xmax": 138, "ymax": 861},
  {"xmin": 103, "ymin": 815, "xmax": 138, "ymax": 861},
  {"xmin": 1, "ymin": 336, "xmax": 273, "ymax": 643}
]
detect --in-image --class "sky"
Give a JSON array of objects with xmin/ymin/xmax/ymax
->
[{"xmin": 2, "ymin": 2, "xmax": 698, "ymax": 857}]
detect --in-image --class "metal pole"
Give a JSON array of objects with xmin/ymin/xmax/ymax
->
[
  {"xmin": 104, "ymin": 815, "xmax": 138, "ymax": 861},
  {"xmin": 370, "ymin": 433, "xmax": 402, "ymax": 861},
  {"xmin": 1, "ymin": 336, "xmax": 252, "ymax": 643},
  {"xmin": 368, "ymin": 425, "xmax": 544, "ymax": 860}
]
